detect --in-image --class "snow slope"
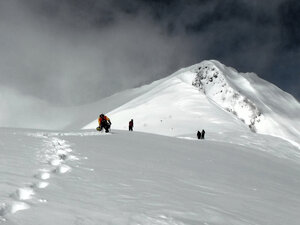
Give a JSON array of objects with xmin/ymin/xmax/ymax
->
[
  {"xmin": 1, "ymin": 128, "xmax": 300, "ymax": 225},
  {"xmin": 1, "ymin": 60, "xmax": 300, "ymax": 225},
  {"xmin": 83, "ymin": 60, "xmax": 300, "ymax": 148}
]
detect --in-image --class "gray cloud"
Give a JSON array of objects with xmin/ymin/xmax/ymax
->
[
  {"xmin": 0, "ymin": 0, "xmax": 197, "ymax": 107},
  {"xmin": 0, "ymin": 0, "xmax": 299, "ymax": 111}
]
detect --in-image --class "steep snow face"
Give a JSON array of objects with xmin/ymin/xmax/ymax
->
[
  {"xmin": 192, "ymin": 60, "xmax": 300, "ymax": 148},
  {"xmin": 192, "ymin": 61, "xmax": 262, "ymax": 131},
  {"xmin": 84, "ymin": 60, "xmax": 300, "ymax": 148}
]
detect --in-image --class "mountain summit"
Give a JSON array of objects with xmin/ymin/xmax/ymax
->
[
  {"xmin": 192, "ymin": 60, "xmax": 300, "ymax": 147},
  {"xmin": 84, "ymin": 60, "xmax": 300, "ymax": 148}
]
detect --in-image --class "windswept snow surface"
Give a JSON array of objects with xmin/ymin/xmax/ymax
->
[
  {"xmin": 83, "ymin": 60, "xmax": 300, "ymax": 148},
  {"xmin": 1, "ymin": 128, "xmax": 300, "ymax": 225},
  {"xmin": 1, "ymin": 60, "xmax": 300, "ymax": 224}
]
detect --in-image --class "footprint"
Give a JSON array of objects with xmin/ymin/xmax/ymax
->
[
  {"xmin": 35, "ymin": 171, "xmax": 51, "ymax": 180},
  {"xmin": 1, "ymin": 202, "xmax": 30, "ymax": 215},
  {"xmin": 50, "ymin": 158, "xmax": 62, "ymax": 166},
  {"xmin": 29, "ymin": 181, "xmax": 49, "ymax": 189},
  {"xmin": 9, "ymin": 202, "xmax": 30, "ymax": 214},
  {"xmin": 56, "ymin": 164, "xmax": 71, "ymax": 174},
  {"xmin": 11, "ymin": 187, "xmax": 35, "ymax": 201},
  {"xmin": 36, "ymin": 181, "xmax": 49, "ymax": 189}
]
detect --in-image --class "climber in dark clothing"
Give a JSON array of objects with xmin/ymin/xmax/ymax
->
[
  {"xmin": 197, "ymin": 130, "xmax": 201, "ymax": 139},
  {"xmin": 129, "ymin": 119, "xmax": 134, "ymax": 131},
  {"xmin": 201, "ymin": 129, "xmax": 205, "ymax": 139}
]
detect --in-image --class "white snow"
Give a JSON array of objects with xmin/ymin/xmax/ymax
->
[
  {"xmin": 1, "ymin": 60, "xmax": 300, "ymax": 225},
  {"xmin": 0, "ymin": 128, "xmax": 300, "ymax": 225},
  {"xmin": 36, "ymin": 182, "xmax": 49, "ymax": 189},
  {"xmin": 12, "ymin": 188, "xmax": 35, "ymax": 201},
  {"xmin": 83, "ymin": 60, "xmax": 300, "ymax": 149}
]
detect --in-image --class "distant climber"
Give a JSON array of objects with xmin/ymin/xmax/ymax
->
[
  {"xmin": 201, "ymin": 129, "xmax": 205, "ymax": 139},
  {"xmin": 129, "ymin": 119, "xmax": 134, "ymax": 131},
  {"xmin": 197, "ymin": 131, "xmax": 201, "ymax": 139},
  {"xmin": 97, "ymin": 114, "xmax": 111, "ymax": 133}
]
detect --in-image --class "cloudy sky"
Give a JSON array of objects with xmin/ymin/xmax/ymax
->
[{"xmin": 0, "ymin": 0, "xmax": 299, "ymax": 107}]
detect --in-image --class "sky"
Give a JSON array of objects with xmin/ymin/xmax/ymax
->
[{"xmin": 0, "ymin": 0, "xmax": 299, "ymax": 108}]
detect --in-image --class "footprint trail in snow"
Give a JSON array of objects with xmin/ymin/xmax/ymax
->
[{"xmin": 0, "ymin": 133, "xmax": 81, "ymax": 222}]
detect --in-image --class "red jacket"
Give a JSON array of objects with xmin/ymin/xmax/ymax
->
[
  {"xmin": 98, "ymin": 116, "xmax": 111, "ymax": 125},
  {"xmin": 129, "ymin": 120, "xmax": 133, "ymax": 127}
]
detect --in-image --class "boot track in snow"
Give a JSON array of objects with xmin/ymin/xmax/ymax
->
[{"xmin": 0, "ymin": 133, "xmax": 80, "ymax": 222}]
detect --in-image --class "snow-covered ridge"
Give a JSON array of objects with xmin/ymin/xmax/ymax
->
[
  {"xmin": 83, "ymin": 60, "xmax": 300, "ymax": 148},
  {"xmin": 191, "ymin": 60, "xmax": 300, "ymax": 147},
  {"xmin": 192, "ymin": 61, "xmax": 262, "ymax": 132}
]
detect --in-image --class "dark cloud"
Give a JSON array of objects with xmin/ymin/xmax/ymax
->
[
  {"xmin": 278, "ymin": 0, "xmax": 300, "ymax": 48},
  {"xmin": 0, "ymin": 0, "xmax": 299, "ymax": 109},
  {"xmin": 0, "ymin": 0, "xmax": 190, "ymax": 106}
]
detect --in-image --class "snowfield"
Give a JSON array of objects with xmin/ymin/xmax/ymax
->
[
  {"xmin": 1, "ymin": 129, "xmax": 300, "ymax": 225},
  {"xmin": 1, "ymin": 60, "xmax": 300, "ymax": 224}
]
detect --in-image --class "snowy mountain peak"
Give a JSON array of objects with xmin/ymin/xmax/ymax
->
[
  {"xmin": 192, "ymin": 60, "xmax": 262, "ymax": 132},
  {"xmin": 189, "ymin": 60, "xmax": 300, "ymax": 147},
  {"xmin": 83, "ymin": 60, "xmax": 300, "ymax": 148}
]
